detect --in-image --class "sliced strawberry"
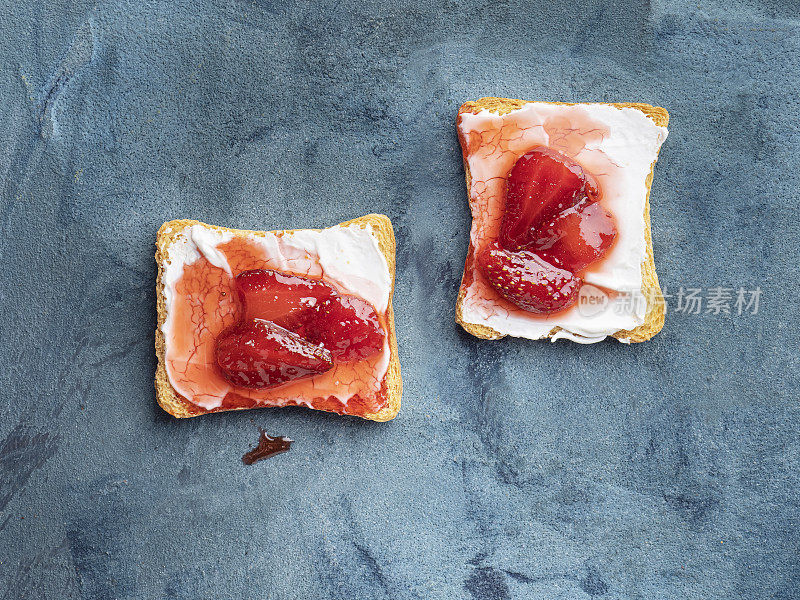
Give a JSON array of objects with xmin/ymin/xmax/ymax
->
[
  {"xmin": 303, "ymin": 295, "xmax": 385, "ymax": 361},
  {"xmin": 531, "ymin": 200, "xmax": 617, "ymax": 272},
  {"xmin": 216, "ymin": 319, "xmax": 333, "ymax": 389},
  {"xmin": 235, "ymin": 269, "xmax": 336, "ymax": 331},
  {"xmin": 500, "ymin": 147, "xmax": 599, "ymax": 251},
  {"xmin": 478, "ymin": 241, "xmax": 581, "ymax": 314}
]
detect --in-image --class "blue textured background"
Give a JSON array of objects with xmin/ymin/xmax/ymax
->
[{"xmin": 1, "ymin": 0, "xmax": 799, "ymax": 598}]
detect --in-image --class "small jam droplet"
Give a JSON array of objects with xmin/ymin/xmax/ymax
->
[{"xmin": 242, "ymin": 428, "xmax": 293, "ymax": 464}]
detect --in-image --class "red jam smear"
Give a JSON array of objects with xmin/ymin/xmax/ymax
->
[
  {"xmin": 166, "ymin": 236, "xmax": 390, "ymax": 417},
  {"xmin": 457, "ymin": 107, "xmax": 622, "ymax": 319}
]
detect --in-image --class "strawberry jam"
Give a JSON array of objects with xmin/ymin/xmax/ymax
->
[
  {"xmin": 163, "ymin": 234, "xmax": 391, "ymax": 417},
  {"xmin": 500, "ymin": 146, "xmax": 599, "ymax": 251},
  {"xmin": 230, "ymin": 271, "xmax": 385, "ymax": 371},
  {"xmin": 478, "ymin": 241, "xmax": 581, "ymax": 314},
  {"xmin": 479, "ymin": 147, "xmax": 616, "ymax": 314},
  {"xmin": 242, "ymin": 429, "xmax": 292, "ymax": 465},
  {"xmin": 216, "ymin": 319, "xmax": 334, "ymax": 389},
  {"xmin": 236, "ymin": 269, "xmax": 335, "ymax": 331},
  {"xmin": 304, "ymin": 295, "xmax": 385, "ymax": 361}
]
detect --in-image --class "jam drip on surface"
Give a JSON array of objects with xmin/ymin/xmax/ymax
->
[
  {"xmin": 165, "ymin": 236, "xmax": 390, "ymax": 417},
  {"xmin": 477, "ymin": 146, "xmax": 617, "ymax": 314},
  {"xmin": 242, "ymin": 429, "xmax": 292, "ymax": 464}
]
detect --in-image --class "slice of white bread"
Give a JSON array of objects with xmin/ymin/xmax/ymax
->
[
  {"xmin": 455, "ymin": 97, "xmax": 669, "ymax": 343},
  {"xmin": 155, "ymin": 214, "xmax": 402, "ymax": 422}
]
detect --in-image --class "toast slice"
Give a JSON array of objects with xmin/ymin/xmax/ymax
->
[
  {"xmin": 155, "ymin": 214, "xmax": 402, "ymax": 421},
  {"xmin": 455, "ymin": 97, "xmax": 669, "ymax": 343}
]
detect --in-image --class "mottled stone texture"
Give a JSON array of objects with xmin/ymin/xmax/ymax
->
[{"xmin": 1, "ymin": 0, "xmax": 798, "ymax": 598}]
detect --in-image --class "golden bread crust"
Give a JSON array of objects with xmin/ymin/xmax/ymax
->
[
  {"xmin": 155, "ymin": 214, "xmax": 401, "ymax": 421},
  {"xmin": 455, "ymin": 97, "xmax": 668, "ymax": 343}
]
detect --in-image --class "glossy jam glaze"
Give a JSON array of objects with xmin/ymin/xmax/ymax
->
[
  {"xmin": 215, "ymin": 318, "xmax": 334, "ymax": 389},
  {"xmin": 532, "ymin": 199, "xmax": 617, "ymax": 273},
  {"xmin": 500, "ymin": 146, "xmax": 600, "ymax": 252},
  {"xmin": 480, "ymin": 146, "xmax": 616, "ymax": 315},
  {"xmin": 478, "ymin": 241, "xmax": 582, "ymax": 313}
]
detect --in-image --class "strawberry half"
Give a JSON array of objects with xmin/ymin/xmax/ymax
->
[
  {"xmin": 303, "ymin": 295, "xmax": 385, "ymax": 361},
  {"xmin": 500, "ymin": 146, "xmax": 599, "ymax": 251},
  {"xmin": 235, "ymin": 269, "xmax": 336, "ymax": 331},
  {"xmin": 531, "ymin": 200, "xmax": 617, "ymax": 272},
  {"xmin": 216, "ymin": 319, "xmax": 333, "ymax": 389},
  {"xmin": 478, "ymin": 241, "xmax": 581, "ymax": 314}
]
